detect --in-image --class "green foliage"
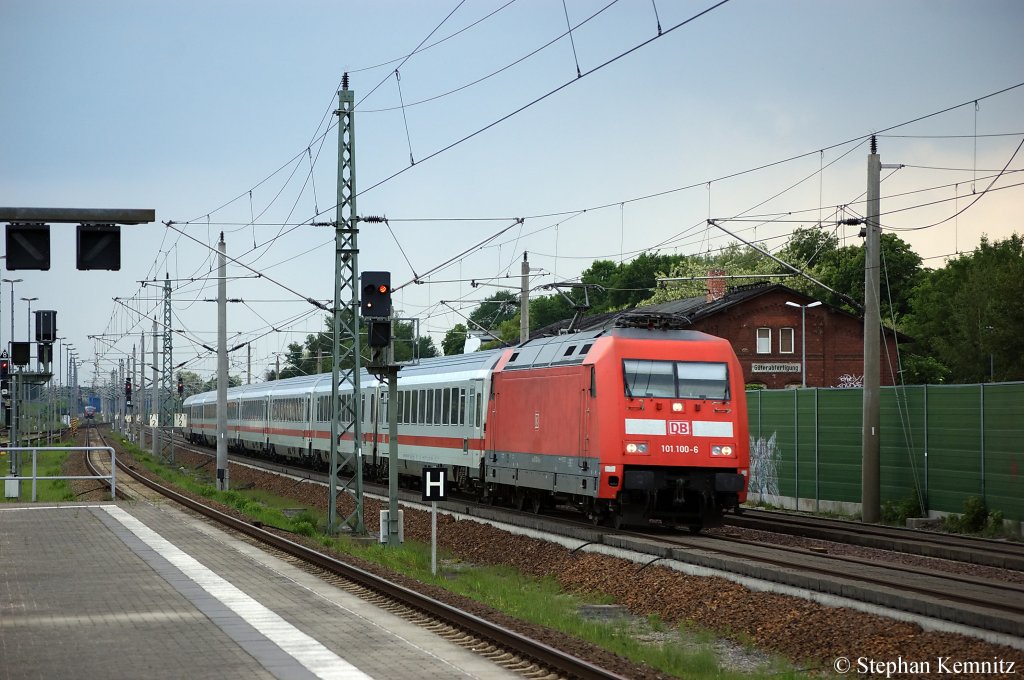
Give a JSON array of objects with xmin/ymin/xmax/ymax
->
[
  {"xmin": 941, "ymin": 496, "xmax": 1014, "ymax": 537},
  {"xmin": 469, "ymin": 291, "xmax": 519, "ymax": 330},
  {"xmin": 881, "ymin": 493, "xmax": 923, "ymax": 525},
  {"xmin": 442, "ymin": 323, "xmax": 467, "ymax": 355},
  {"xmin": 905, "ymin": 234, "xmax": 1024, "ymax": 383},
  {"xmin": 274, "ymin": 314, "xmax": 438, "ymax": 378}
]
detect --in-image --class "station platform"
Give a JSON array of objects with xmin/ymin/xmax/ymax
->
[{"xmin": 0, "ymin": 501, "xmax": 518, "ymax": 680}]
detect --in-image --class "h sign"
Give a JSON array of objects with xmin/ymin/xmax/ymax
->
[{"xmin": 422, "ymin": 467, "xmax": 448, "ymax": 501}]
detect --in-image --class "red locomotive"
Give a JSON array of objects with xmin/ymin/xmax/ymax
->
[{"xmin": 485, "ymin": 320, "xmax": 749, "ymax": 530}]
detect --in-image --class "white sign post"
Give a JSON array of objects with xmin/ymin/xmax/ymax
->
[{"xmin": 421, "ymin": 467, "xmax": 447, "ymax": 576}]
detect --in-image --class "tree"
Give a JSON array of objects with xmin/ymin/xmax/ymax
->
[
  {"xmin": 442, "ymin": 323, "xmax": 468, "ymax": 355},
  {"xmin": 393, "ymin": 319, "xmax": 439, "ymax": 362},
  {"xmin": 905, "ymin": 234, "xmax": 1024, "ymax": 382},
  {"xmin": 177, "ymin": 370, "xmax": 206, "ymax": 397},
  {"xmin": 469, "ymin": 291, "xmax": 519, "ymax": 331},
  {"xmin": 199, "ymin": 373, "xmax": 242, "ymax": 391}
]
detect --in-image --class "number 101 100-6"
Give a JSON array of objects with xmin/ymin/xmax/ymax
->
[{"xmin": 662, "ymin": 444, "xmax": 698, "ymax": 454}]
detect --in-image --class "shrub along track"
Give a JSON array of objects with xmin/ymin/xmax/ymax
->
[{"xmin": 66, "ymin": 431, "xmax": 1023, "ymax": 677}]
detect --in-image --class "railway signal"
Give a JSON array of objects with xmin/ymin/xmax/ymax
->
[
  {"xmin": 360, "ymin": 271, "xmax": 391, "ymax": 318},
  {"xmin": 0, "ymin": 357, "xmax": 8, "ymax": 378},
  {"xmin": 177, "ymin": 375, "xmax": 184, "ymax": 397},
  {"xmin": 125, "ymin": 378, "xmax": 132, "ymax": 407}
]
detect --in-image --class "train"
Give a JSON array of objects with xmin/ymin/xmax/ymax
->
[
  {"xmin": 83, "ymin": 405, "xmax": 96, "ymax": 419},
  {"xmin": 182, "ymin": 321, "xmax": 750, "ymax": 530}
]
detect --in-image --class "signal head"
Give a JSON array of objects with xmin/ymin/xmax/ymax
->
[{"xmin": 360, "ymin": 271, "xmax": 392, "ymax": 318}]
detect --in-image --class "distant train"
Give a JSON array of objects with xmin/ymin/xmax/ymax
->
[
  {"xmin": 83, "ymin": 406, "xmax": 96, "ymax": 419},
  {"xmin": 182, "ymin": 321, "xmax": 750, "ymax": 530}
]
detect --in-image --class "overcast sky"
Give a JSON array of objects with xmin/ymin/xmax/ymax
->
[{"xmin": 2, "ymin": 0, "xmax": 1022, "ymax": 389}]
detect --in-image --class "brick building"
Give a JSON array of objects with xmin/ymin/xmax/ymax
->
[{"xmin": 542, "ymin": 281, "xmax": 901, "ymax": 389}]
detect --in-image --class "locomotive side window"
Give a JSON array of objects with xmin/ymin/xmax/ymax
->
[
  {"xmin": 676, "ymin": 362, "xmax": 730, "ymax": 400},
  {"xmin": 623, "ymin": 360, "xmax": 676, "ymax": 398}
]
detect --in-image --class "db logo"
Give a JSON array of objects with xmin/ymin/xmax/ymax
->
[{"xmin": 668, "ymin": 421, "xmax": 691, "ymax": 435}]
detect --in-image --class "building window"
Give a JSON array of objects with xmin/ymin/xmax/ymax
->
[
  {"xmin": 756, "ymin": 328, "xmax": 771, "ymax": 354},
  {"xmin": 780, "ymin": 327, "xmax": 795, "ymax": 354}
]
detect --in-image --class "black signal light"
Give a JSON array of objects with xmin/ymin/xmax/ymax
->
[{"xmin": 360, "ymin": 271, "xmax": 392, "ymax": 318}]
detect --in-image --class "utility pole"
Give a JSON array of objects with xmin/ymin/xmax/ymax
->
[
  {"xmin": 151, "ymin": 318, "xmax": 158, "ymax": 458},
  {"xmin": 520, "ymin": 252, "xmax": 530, "ymax": 343},
  {"xmin": 862, "ymin": 135, "xmax": 882, "ymax": 524},
  {"xmin": 161, "ymin": 274, "xmax": 174, "ymax": 463},
  {"xmin": 247, "ymin": 343, "xmax": 251, "ymax": 384},
  {"xmin": 139, "ymin": 331, "xmax": 145, "ymax": 446},
  {"xmin": 131, "ymin": 344, "xmax": 136, "ymax": 443},
  {"xmin": 328, "ymin": 73, "xmax": 366, "ymax": 535},
  {"xmin": 118, "ymin": 360, "xmax": 124, "ymax": 434},
  {"xmin": 216, "ymin": 233, "xmax": 229, "ymax": 490}
]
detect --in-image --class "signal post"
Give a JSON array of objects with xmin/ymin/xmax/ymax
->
[{"xmin": 361, "ymin": 271, "xmax": 402, "ymax": 547}]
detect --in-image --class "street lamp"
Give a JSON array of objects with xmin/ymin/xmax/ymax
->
[
  {"xmin": 785, "ymin": 300, "xmax": 822, "ymax": 388},
  {"xmin": 3, "ymin": 278, "xmax": 22, "ymax": 345},
  {"xmin": 21, "ymin": 297, "xmax": 38, "ymax": 343}
]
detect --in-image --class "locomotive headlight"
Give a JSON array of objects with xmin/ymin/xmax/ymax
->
[
  {"xmin": 671, "ymin": 402, "xmax": 684, "ymax": 412},
  {"xmin": 625, "ymin": 442, "xmax": 648, "ymax": 454},
  {"xmin": 711, "ymin": 445, "xmax": 734, "ymax": 457}
]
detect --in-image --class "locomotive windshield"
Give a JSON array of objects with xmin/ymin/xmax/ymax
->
[{"xmin": 623, "ymin": 359, "xmax": 730, "ymax": 400}]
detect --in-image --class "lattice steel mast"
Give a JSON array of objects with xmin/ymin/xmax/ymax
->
[
  {"xmin": 160, "ymin": 273, "xmax": 174, "ymax": 462},
  {"xmin": 328, "ymin": 73, "xmax": 365, "ymax": 534}
]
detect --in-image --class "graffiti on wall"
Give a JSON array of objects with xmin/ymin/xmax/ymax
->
[
  {"xmin": 749, "ymin": 432, "xmax": 781, "ymax": 497},
  {"xmin": 836, "ymin": 374, "xmax": 863, "ymax": 388}
]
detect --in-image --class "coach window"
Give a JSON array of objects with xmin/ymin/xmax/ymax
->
[
  {"xmin": 424, "ymin": 390, "xmax": 432, "ymax": 425},
  {"xmin": 441, "ymin": 389, "xmax": 450, "ymax": 425},
  {"xmin": 458, "ymin": 388, "xmax": 466, "ymax": 426},
  {"xmin": 780, "ymin": 327, "xmax": 795, "ymax": 354},
  {"xmin": 434, "ymin": 388, "xmax": 443, "ymax": 424},
  {"xmin": 467, "ymin": 388, "xmax": 475, "ymax": 429},
  {"xmin": 756, "ymin": 328, "xmax": 771, "ymax": 354}
]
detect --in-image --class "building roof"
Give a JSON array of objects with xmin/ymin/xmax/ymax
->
[
  {"xmin": 532, "ymin": 281, "xmax": 909, "ymax": 342},
  {"xmin": 533, "ymin": 281, "xmax": 795, "ymax": 337}
]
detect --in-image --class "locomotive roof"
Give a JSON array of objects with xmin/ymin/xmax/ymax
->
[{"xmin": 501, "ymin": 327, "xmax": 725, "ymax": 371}]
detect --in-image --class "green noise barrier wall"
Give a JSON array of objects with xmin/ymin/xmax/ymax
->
[{"xmin": 745, "ymin": 383, "xmax": 1024, "ymax": 522}]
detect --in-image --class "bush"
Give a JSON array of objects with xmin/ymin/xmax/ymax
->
[
  {"xmin": 960, "ymin": 496, "xmax": 988, "ymax": 533},
  {"xmin": 881, "ymin": 493, "xmax": 923, "ymax": 525}
]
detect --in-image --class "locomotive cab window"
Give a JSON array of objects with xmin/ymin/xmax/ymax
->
[
  {"xmin": 623, "ymin": 359, "xmax": 730, "ymax": 401},
  {"xmin": 676, "ymin": 361, "xmax": 729, "ymax": 400},
  {"xmin": 623, "ymin": 359, "xmax": 676, "ymax": 398}
]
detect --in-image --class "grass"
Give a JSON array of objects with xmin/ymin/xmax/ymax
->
[
  {"xmin": 116, "ymin": 439, "xmax": 800, "ymax": 679},
  {"xmin": 0, "ymin": 441, "xmax": 77, "ymax": 503}
]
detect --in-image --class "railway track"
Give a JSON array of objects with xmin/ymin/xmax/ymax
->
[
  {"xmin": 158, "ymin": 434, "xmax": 1024, "ymax": 642},
  {"xmin": 83, "ymin": 426, "xmax": 631, "ymax": 680},
  {"xmin": 627, "ymin": 529, "xmax": 1024, "ymax": 637},
  {"xmin": 726, "ymin": 508, "xmax": 1024, "ymax": 571}
]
